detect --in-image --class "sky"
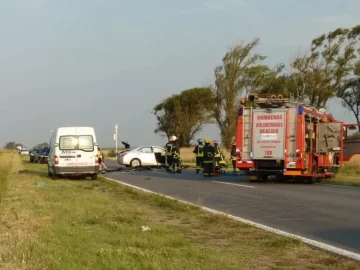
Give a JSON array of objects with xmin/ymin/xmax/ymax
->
[{"xmin": 0, "ymin": 0, "xmax": 359, "ymax": 148}]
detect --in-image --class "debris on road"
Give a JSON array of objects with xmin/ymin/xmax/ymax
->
[{"xmin": 104, "ymin": 166, "xmax": 153, "ymax": 174}]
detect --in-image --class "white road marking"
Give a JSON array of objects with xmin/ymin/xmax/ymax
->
[
  {"xmin": 211, "ymin": 181, "xmax": 255, "ymax": 189},
  {"xmin": 104, "ymin": 176, "xmax": 360, "ymax": 262}
]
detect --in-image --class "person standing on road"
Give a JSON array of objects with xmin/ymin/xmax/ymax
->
[
  {"xmin": 213, "ymin": 140, "xmax": 221, "ymax": 169},
  {"xmin": 171, "ymin": 135, "xmax": 181, "ymax": 173},
  {"xmin": 230, "ymin": 142, "xmax": 237, "ymax": 174},
  {"xmin": 165, "ymin": 137, "xmax": 174, "ymax": 172},
  {"xmin": 193, "ymin": 138, "xmax": 204, "ymax": 174},
  {"xmin": 214, "ymin": 140, "xmax": 227, "ymax": 169},
  {"xmin": 98, "ymin": 146, "xmax": 107, "ymax": 171},
  {"xmin": 202, "ymin": 138, "xmax": 215, "ymax": 176}
]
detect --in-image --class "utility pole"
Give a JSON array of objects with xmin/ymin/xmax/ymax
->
[{"xmin": 114, "ymin": 123, "xmax": 118, "ymax": 155}]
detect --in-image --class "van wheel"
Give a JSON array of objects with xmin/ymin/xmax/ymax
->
[
  {"xmin": 130, "ymin": 158, "xmax": 141, "ymax": 167},
  {"xmin": 91, "ymin": 174, "xmax": 98, "ymax": 180},
  {"xmin": 51, "ymin": 166, "xmax": 58, "ymax": 180}
]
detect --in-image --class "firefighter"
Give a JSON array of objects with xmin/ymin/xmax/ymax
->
[
  {"xmin": 213, "ymin": 140, "xmax": 227, "ymax": 171},
  {"xmin": 213, "ymin": 140, "xmax": 220, "ymax": 162},
  {"xmin": 230, "ymin": 141, "xmax": 237, "ymax": 174},
  {"xmin": 171, "ymin": 135, "xmax": 181, "ymax": 173},
  {"xmin": 165, "ymin": 137, "xmax": 174, "ymax": 172},
  {"xmin": 202, "ymin": 138, "xmax": 215, "ymax": 176},
  {"xmin": 193, "ymin": 138, "xmax": 204, "ymax": 174}
]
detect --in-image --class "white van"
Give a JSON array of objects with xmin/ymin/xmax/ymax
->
[{"xmin": 48, "ymin": 127, "xmax": 100, "ymax": 180}]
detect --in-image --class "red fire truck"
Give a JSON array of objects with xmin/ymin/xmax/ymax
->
[{"xmin": 235, "ymin": 93, "xmax": 360, "ymax": 183}]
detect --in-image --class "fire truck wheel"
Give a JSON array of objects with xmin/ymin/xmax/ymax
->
[{"xmin": 308, "ymin": 176, "xmax": 317, "ymax": 184}]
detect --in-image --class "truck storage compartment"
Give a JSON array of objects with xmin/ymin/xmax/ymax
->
[{"xmin": 252, "ymin": 109, "xmax": 286, "ymax": 160}]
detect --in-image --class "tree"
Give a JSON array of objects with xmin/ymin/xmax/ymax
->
[
  {"xmin": 38, "ymin": 142, "xmax": 49, "ymax": 147},
  {"xmin": 4, "ymin": 142, "xmax": 23, "ymax": 150},
  {"xmin": 153, "ymin": 95, "xmax": 178, "ymax": 140},
  {"xmin": 209, "ymin": 38, "xmax": 267, "ymax": 149},
  {"xmin": 337, "ymin": 76, "xmax": 360, "ymax": 131},
  {"xmin": 289, "ymin": 25, "xmax": 360, "ymax": 108},
  {"xmin": 336, "ymin": 25, "xmax": 360, "ymax": 130},
  {"xmin": 153, "ymin": 87, "xmax": 213, "ymax": 147}
]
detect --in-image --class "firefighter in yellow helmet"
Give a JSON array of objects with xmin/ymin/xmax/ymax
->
[
  {"xmin": 171, "ymin": 135, "xmax": 181, "ymax": 173},
  {"xmin": 202, "ymin": 138, "xmax": 215, "ymax": 176},
  {"xmin": 193, "ymin": 138, "xmax": 204, "ymax": 174},
  {"xmin": 164, "ymin": 136, "xmax": 174, "ymax": 172},
  {"xmin": 213, "ymin": 140, "xmax": 227, "ymax": 173}
]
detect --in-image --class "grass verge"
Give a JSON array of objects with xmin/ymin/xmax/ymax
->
[
  {"xmin": 1, "ymin": 151, "xmax": 359, "ymax": 269},
  {"xmin": 323, "ymin": 155, "xmax": 360, "ymax": 187}
]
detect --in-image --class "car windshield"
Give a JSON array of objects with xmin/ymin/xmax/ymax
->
[{"xmin": 59, "ymin": 135, "xmax": 94, "ymax": 152}]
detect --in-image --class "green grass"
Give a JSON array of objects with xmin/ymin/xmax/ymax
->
[
  {"xmin": 0, "ymin": 151, "xmax": 359, "ymax": 269},
  {"xmin": 323, "ymin": 163, "xmax": 360, "ymax": 187}
]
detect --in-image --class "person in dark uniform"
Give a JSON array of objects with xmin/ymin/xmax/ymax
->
[
  {"xmin": 202, "ymin": 138, "xmax": 215, "ymax": 176},
  {"xmin": 165, "ymin": 137, "xmax": 174, "ymax": 172},
  {"xmin": 213, "ymin": 140, "xmax": 221, "ymax": 171},
  {"xmin": 230, "ymin": 141, "xmax": 237, "ymax": 174},
  {"xmin": 193, "ymin": 138, "xmax": 204, "ymax": 174},
  {"xmin": 171, "ymin": 135, "xmax": 181, "ymax": 173}
]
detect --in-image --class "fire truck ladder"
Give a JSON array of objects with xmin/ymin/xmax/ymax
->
[{"xmin": 242, "ymin": 106, "xmax": 253, "ymax": 161}]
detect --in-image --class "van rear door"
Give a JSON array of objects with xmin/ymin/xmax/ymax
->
[
  {"xmin": 58, "ymin": 135, "xmax": 78, "ymax": 170},
  {"xmin": 77, "ymin": 134, "xmax": 96, "ymax": 173}
]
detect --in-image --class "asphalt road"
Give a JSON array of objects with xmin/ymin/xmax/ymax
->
[{"xmin": 104, "ymin": 160, "xmax": 360, "ymax": 254}]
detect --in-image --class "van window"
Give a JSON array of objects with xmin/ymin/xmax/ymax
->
[
  {"xmin": 59, "ymin": 136, "xmax": 76, "ymax": 150},
  {"xmin": 78, "ymin": 135, "xmax": 94, "ymax": 151},
  {"xmin": 59, "ymin": 135, "xmax": 94, "ymax": 151}
]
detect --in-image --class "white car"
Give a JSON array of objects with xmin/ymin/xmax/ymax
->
[
  {"xmin": 117, "ymin": 142, "xmax": 166, "ymax": 167},
  {"xmin": 20, "ymin": 148, "xmax": 30, "ymax": 156}
]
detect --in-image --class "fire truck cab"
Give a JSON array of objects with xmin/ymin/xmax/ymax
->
[{"xmin": 235, "ymin": 94, "xmax": 360, "ymax": 184}]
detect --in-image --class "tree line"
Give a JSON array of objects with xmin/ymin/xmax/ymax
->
[
  {"xmin": 154, "ymin": 24, "xmax": 360, "ymax": 149},
  {"xmin": 3, "ymin": 142, "xmax": 49, "ymax": 150}
]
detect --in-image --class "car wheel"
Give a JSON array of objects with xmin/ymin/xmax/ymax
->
[{"xmin": 130, "ymin": 158, "xmax": 141, "ymax": 167}]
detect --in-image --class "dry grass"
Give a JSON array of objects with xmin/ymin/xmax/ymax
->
[
  {"xmin": 325, "ymin": 154, "xmax": 360, "ymax": 186},
  {"xmin": 0, "ymin": 151, "xmax": 359, "ymax": 269}
]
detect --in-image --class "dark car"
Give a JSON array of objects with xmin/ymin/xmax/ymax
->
[
  {"xmin": 34, "ymin": 147, "xmax": 50, "ymax": 164},
  {"xmin": 29, "ymin": 146, "xmax": 41, "ymax": 162}
]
